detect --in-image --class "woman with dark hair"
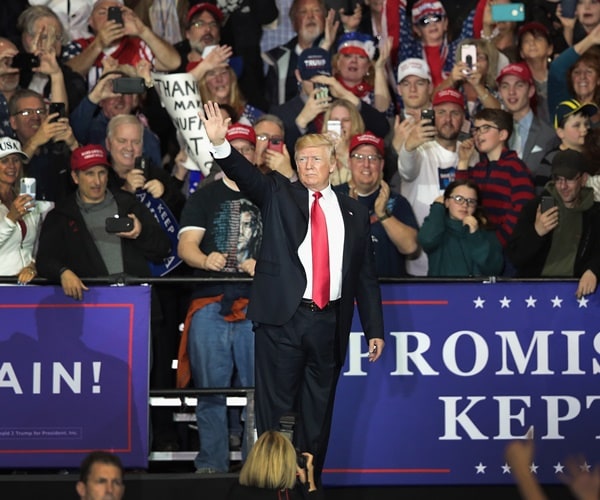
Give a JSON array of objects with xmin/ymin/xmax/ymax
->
[
  {"xmin": 226, "ymin": 430, "xmax": 322, "ymax": 499},
  {"xmin": 548, "ymin": 24, "xmax": 600, "ymax": 123},
  {"xmin": 418, "ymin": 179, "xmax": 504, "ymax": 277},
  {"xmin": 517, "ymin": 22, "xmax": 554, "ymax": 125}
]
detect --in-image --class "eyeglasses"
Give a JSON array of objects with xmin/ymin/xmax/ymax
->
[
  {"xmin": 13, "ymin": 108, "xmax": 47, "ymax": 117},
  {"xmin": 256, "ymin": 134, "xmax": 283, "ymax": 143},
  {"xmin": 471, "ymin": 124, "xmax": 499, "ymax": 135},
  {"xmin": 417, "ymin": 14, "xmax": 444, "ymax": 26},
  {"xmin": 350, "ymin": 153, "xmax": 382, "ymax": 163},
  {"xmin": 552, "ymin": 174, "xmax": 582, "ymax": 185},
  {"xmin": 448, "ymin": 195, "xmax": 478, "ymax": 207},
  {"xmin": 189, "ymin": 20, "xmax": 218, "ymax": 30}
]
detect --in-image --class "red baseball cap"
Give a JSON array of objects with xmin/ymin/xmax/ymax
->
[
  {"xmin": 186, "ymin": 2, "xmax": 224, "ymax": 25},
  {"xmin": 71, "ymin": 144, "xmax": 110, "ymax": 171},
  {"xmin": 349, "ymin": 131, "xmax": 385, "ymax": 156},
  {"xmin": 432, "ymin": 88, "xmax": 464, "ymax": 108},
  {"xmin": 496, "ymin": 62, "xmax": 534, "ymax": 86},
  {"xmin": 226, "ymin": 123, "xmax": 256, "ymax": 145}
]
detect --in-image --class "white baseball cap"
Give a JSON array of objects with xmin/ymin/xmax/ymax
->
[
  {"xmin": 0, "ymin": 137, "xmax": 28, "ymax": 161},
  {"xmin": 397, "ymin": 58, "xmax": 432, "ymax": 84}
]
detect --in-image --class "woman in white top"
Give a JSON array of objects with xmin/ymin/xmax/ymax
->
[{"xmin": 0, "ymin": 137, "xmax": 52, "ymax": 284}]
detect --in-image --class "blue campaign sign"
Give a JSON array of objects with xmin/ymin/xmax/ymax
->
[
  {"xmin": 325, "ymin": 281, "xmax": 600, "ymax": 486},
  {"xmin": 136, "ymin": 190, "xmax": 182, "ymax": 276},
  {"xmin": 0, "ymin": 286, "xmax": 150, "ymax": 468}
]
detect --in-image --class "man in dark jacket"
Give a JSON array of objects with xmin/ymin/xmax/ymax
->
[
  {"xmin": 264, "ymin": 0, "xmax": 326, "ymax": 108},
  {"xmin": 37, "ymin": 143, "xmax": 170, "ymax": 300},
  {"xmin": 506, "ymin": 149, "xmax": 600, "ymax": 299}
]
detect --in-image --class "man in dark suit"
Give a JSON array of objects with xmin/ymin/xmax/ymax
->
[
  {"xmin": 201, "ymin": 101, "xmax": 385, "ymax": 480},
  {"xmin": 497, "ymin": 62, "xmax": 558, "ymax": 192}
]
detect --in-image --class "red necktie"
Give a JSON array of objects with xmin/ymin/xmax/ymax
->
[{"xmin": 311, "ymin": 192, "xmax": 330, "ymax": 309}]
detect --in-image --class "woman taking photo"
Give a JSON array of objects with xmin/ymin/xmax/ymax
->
[
  {"xmin": 226, "ymin": 430, "xmax": 322, "ymax": 499},
  {"xmin": 0, "ymin": 137, "xmax": 51, "ymax": 284},
  {"xmin": 321, "ymin": 98, "xmax": 365, "ymax": 186},
  {"xmin": 436, "ymin": 38, "xmax": 502, "ymax": 132},
  {"xmin": 418, "ymin": 179, "xmax": 504, "ymax": 277}
]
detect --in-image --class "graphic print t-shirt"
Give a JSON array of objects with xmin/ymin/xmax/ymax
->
[{"xmin": 179, "ymin": 180, "xmax": 263, "ymax": 278}]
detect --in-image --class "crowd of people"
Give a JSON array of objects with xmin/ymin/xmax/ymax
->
[{"xmin": 3, "ymin": 0, "xmax": 600, "ymax": 493}]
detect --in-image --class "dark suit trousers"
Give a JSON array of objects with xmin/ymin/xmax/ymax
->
[{"xmin": 254, "ymin": 304, "xmax": 341, "ymax": 480}]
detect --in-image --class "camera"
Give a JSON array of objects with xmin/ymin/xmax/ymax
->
[
  {"xmin": 105, "ymin": 216, "xmax": 133, "ymax": 233},
  {"xmin": 20, "ymin": 178, "xmax": 36, "ymax": 211},
  {"xmin": 279, "ymin": 413, "xmax": 307, "ymax": 470},
  {"xmin": 540, "ymin": 196, "xmax": 556, "ymax": 213},
  {"xmin": 134, "ymin": 155, "xmax": 149, "ymax": 174},
  {"xmin": 314, "ymin": 82, "xmax": 329, "ymax": 100},
  {"xmin": 108, "ymin": 5, "xmax": 124, "ymax": 25},
  {"xmin": 461, "ymin": 44, "xmax": 477, "ymax": 74},
  {"xmin": 267, "ymin": 137, "xmax": 284, "ymax": 153},
  {"xmin": 11, "ymin": 52, "xmax": 40, "ymax": 72},
  {"xmin": 112, "ymin": 77, "xmax": 146, "ymax": 94},
  {"xmin": 48, "ymin": 102, "xmax": 66, "ymax": 123},
  {"xmin": 421, "ymin": 108, "xmax": 435, "ymax": 126}
]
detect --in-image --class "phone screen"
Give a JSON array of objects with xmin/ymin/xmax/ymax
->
[
  {"xmin": 491, "ymin": 3, "xmax": 525, "ymax": 22},
  {"xmin": 461, "ymin": 44, "xmax": 477, "ymax": 72},
  {"xmin": 48, "ymin": 102, "xmax": 66, "ymax": 123},
  {"xmin": 540, "ymin": 196, "xmax": 556, "ymax": 213},
  {"xmin": 108, "ymin": 6, "xmax": 123, "ymax": 25},
  {"xmin": 561, "ymin": 0, "xmax": 577, "ymax": 19},
  {"xmin": 327, "ymin": 120, "xmax": 342, "ymax": 138},
  {"xmin": 268, "ymin": 138, "xmax": 284, "ymax": 153}
]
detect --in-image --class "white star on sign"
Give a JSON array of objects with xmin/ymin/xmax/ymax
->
[
  {"xmin": 578, "ymin": 296, "xmax": 589, "ymax": 308},
  {"xmin": 530, "ymin": 462, "xmax": 539, "ymax": 474},
  {"xmin": 525, "ymin": 296, "xmax": 537, "ymax": 308},
  {"xmin": 501, "ymin": 463, "xmax": 511, "ymax": 474},
  {"xmin": 475, "ymin": 462, "xmax": 487, "ymax": 474},
  {"xmin": 500, "ymin": 296, "xmax": 511, "ymax": 308},
  {"xmin": 473, "ymin": 296, "xmax": 485, "ymax": 308},
  {"xmin": 551, "ymin": 296, "xmax": 563, "ymax": 308},
  {"xmin": 554, "ymin": 462, "xmax": 565, "ymax": 474},
  {"xmin": 580, "ymin": 461, "xmax": 591, "ymax": 472}
]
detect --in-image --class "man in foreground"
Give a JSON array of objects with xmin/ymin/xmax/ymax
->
[{"xmin": 76, "ymin": 451, "xmax": 124, "ymax": 500}]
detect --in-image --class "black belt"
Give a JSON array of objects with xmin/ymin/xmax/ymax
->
[{"xmin": 300, "ymin": 299, "xmax": 341, "ymax": 312}]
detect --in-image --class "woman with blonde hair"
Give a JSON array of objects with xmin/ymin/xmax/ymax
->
[
  {"xmin": 0, "ymin": 138, "xmax": 52, "ymax": 284},
  {"xmin": 226, "ymin": 430, "xmax": 321, "ymax": 499},
  {"xmin": 197, "ymin": 65, "xmax": 264, "ymax": 126},
  {"xmin": 321, "ymin": 98, "xmax": 365, "ymax": 186},
  {"xmin": 436, "ymin": 38, "xmax": 502, "ymax": 129}
]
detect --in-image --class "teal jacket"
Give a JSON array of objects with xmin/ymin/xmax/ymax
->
[{"xmin": 418, "ymin": 203, "xmax": 504, "ymax": 277}]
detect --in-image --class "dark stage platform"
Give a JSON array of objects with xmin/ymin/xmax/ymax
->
[{"xmin": 1, "ymin": 471, "xmax": 577, "ymax": 500}]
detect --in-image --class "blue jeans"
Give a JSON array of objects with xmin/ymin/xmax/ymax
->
[{"xmin": 188, "ymin": 302, "xmax": 254, "ymax": 472}]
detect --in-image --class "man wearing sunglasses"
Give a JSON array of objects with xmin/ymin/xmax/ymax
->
[{"xmin": 507, "ymin": 149, "xmax": 600, "ymax": 299}]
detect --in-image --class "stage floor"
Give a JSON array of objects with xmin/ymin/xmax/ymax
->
[{"xmin": 1, "ymin": 471, "xmax": 576, "ymax": 500}]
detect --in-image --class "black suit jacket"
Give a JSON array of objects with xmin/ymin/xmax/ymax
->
[
  {"xmin": 521, "ymin": 114, "xmax": 558, "ymax": 190},
  {"xmin": 216, "ymin": 147, "xmax": 384, "ymax": 364}
]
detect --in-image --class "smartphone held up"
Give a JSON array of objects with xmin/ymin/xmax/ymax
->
[{"xmin": 20, "ymin": 177, "xmax": 36, "ymax": 212}]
